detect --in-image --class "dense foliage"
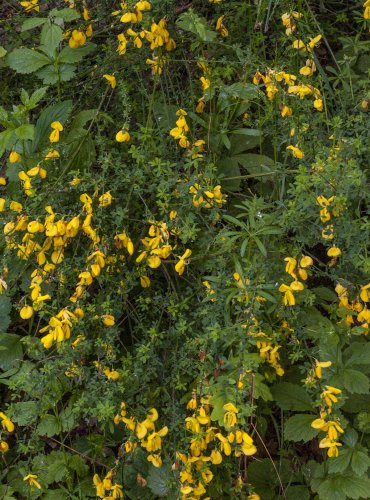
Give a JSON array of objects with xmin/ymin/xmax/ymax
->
[{"xmin": 0, "ymin": 0, "xmax": 369, "ymax": 499}]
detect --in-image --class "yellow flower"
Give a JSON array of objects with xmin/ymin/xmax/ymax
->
[
  {"xmin": 103, "ymin": 74, "xmax": 117, "ymax": 88},
  {"xmin": 200, "ymin": 76, "xmax": 210, "ymax": 91},
  {"xmin": 279, "ymin": 284, "xmax": 295, "ymax": 306},
  {"xmin": 314, "ymin": 98, "xmax": 323, "ymax": 111},
  {"xmin": 140, "ymin": 276, "xmax": 151, "ymax": 288},
  {"xmin": 20, "ymin": 0, "xmax": 39, "ymax": 12},
  {"xmin": 216, "ymin": 15, "xmax": 228, "ymax": 37},
  {"xmin": 0, "ymin": 412, "xmax": 14, "ymax": 432},
  {"xmin": 23, "ymin": 474, "xmax": 41, "ymax": 490},
  {"xmin": 327, "ymin": 246, "xmax": 341, "ymax": 257},
  {"xmin": 99, "ymin": 191, "xmax": 113, "ymax": 207},
  {"xmin": 0, "ymin": 440, "xmax": 9, "ymax": 453},
  {"xmin": 116, "ymin": 130, "xmax": 131, "ymax": 142},
  {"xmin": 360, "ymin": 283, "xmax": 370, "ymax": 302},
  {"xmin": 300, "ymin": 255, "xmax": 313, "ymax": 268},
  {"xmin": 314, "ymin": 360, "xmax": 332, "ymax": 379},
  {"xmin": 175, "ymin": 249, "xmax": 192, "ymax": 275},
  {"xmin": 20, "ymin": 305, "xmax": 33, "ymax": 320},
  {"xmin": 196, "ymin": 96, "xmax": 205, "ymax": 113},
  {"xmin": 111, "ymin": 484, "xmax": 124, "ymax": 498},
  {"xmin": 69, "ymin": 30, "xmax": 86, "ymax": 48},
  {"xmin": 45, "ymin": 149, "xmax": 60, "ymax": 160},
  {"xmin": 102, "ymin": 314, "xmax": 115, "ymax": 326},
  {"xmin": 286, "ymin": 145, "xmax": 304, "ymax": 158},
  {"xmin": 284, "ymin": 257, "xmax": 297, "ymax": 277},
  {"xmin": 147, "ymin": 454, "xmax": 162, "ymax": 467},
  {"xmin": 0, "ymin": 177, "xmax": 7, "ymax": 185},
  {"xmin": 9, "ymin": 150, "xmax": 21, "ymax": 163},
  {"xmin": 281, "ymin": 105, "xmax": 292, "ymax": 117}
]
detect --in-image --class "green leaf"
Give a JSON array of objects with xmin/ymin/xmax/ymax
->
[
  {"xmin": 0, "ymin": 334, "xmax": 23, "ymax": 371},
  {"xmin": 344, "ymin": 342, "xmax": 370, "ymax": 366},
  {"xmin": 0, "ymin": 129, "xmax": 13, "ymax": 157},
  {"xmin": 40, "ymin": 22, "xmax": 64, "ymax": 57},
  {"xmin": 29, "ymin": 87, "xmax": 48, "ymax": 107},
  {"xmin": 11, "ymin": 401, "xmax": 39, "ymax": 426},
  {"xmin": 147, "ymin": 465, "xmax": 175, "ymax": 497},
  {"xmin": 69, "ymin": 109, "xmax": 97, "ymax": 129},
  {"xmin": 14, "ymin": 124, "xmax": 35, "ymax": 141},
  {"xmin": 234, "ymin": 153, "xmax": 275, "ymax": 179},
  {"xmin": 284, "ymin": 414, "xmax": 319, "ymax": 442},
  {"xmin": 342, "ymin": 369, "xmax": 369, "ymax": 394},
  {"xmin": 36, "ymin": 63, "xmax": 76, "ymax": 85},
  {"xmin": 49, "ymin": 7, "xmax": 81, "ymax": 21},
  {"xmin": 7, "ymin": 48, "xmax": 50, "ymax": 74},
  {"xmin": 36, "ymin": 415, "xmax": 61, "ymax": 437},
  {"xmin": 343, "ymin": 428, "xmax": 358, "ymax": 448},
  {"xmin": 286, "ymin": 485, "xmax": 310, "ymax": 500},
  {"xmin": 32, "ymin": 100, "xmax": 72, "ymax": 151},
  {"xmin": 328, "ymin": 448, "xmax": 352, "ymax": 474},
  {"xmin": 0, "ymin": 295, "xmax": 12, "ymax": 332},
  {"xmin": 339, "ymin": 473, "xmax": 370, "ymax": 499},
  {"xmin": 247, "ymin": 459, "xmax": 277, "ymax": 499},
  {"xmin": 271, "ymin": 382, "xmax": 313, "ymax": 411},
  {"xmin": 0, "ymin": 46, "xmax": 7, "ymax": 58},
  {"xmin": 351, "ymin": 450, "xmax": 370, "ymax": 476},
  {"xmin": 176, "ymin": 10, "xmax": 216, "ymax": 42},
  {"xmin": 217, "ymin": 157, "xmax": 241, "ymax": 192},
  {"xmin": 21, "ymin": 18, "xmax": 46, "ymax": 32},
  {"xmin": 317, "ymin": 477, "xmax": 346, "ymax": 500},
  {"xmin": 58, "ymin": 44, "xmax": 96, "ymax": 64}
]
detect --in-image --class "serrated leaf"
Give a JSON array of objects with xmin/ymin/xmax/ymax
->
[
  {"xmin": 29, "ymin": 87, "xmax": 48, "ymax": 107},
  {"xmin": 11, "ymin": 401, "xmax": 39, "ymax": 426},
  {"xmin": 286, "ymin": 485, "xmax": 310, "ymax": 500},
  {"xmin": 69, "ymin": 109, "xmax": 97, "ymax": 129},
  {"xmin": 344, "ymin": 342, "xmax": 370, "ymax": 366},
  {"xmin": 318, "ymin": 477, "xmax": 346, "ymax": 500},
  {"xmin": 14, "ymin": 124, "xmax": 34, "ymax": 141},
  {"xmin": 0, "ymin": 333, "xmax": 23, "ymax": 370},
  {"xmin": 176, "ymin": 10, "xmax": 216, "ymax": 42},
  {"xmin": 328, "ymin": 448, "xmax": 352, "ymax": 474},
  {"xmin": 7, "ymin": 48, "xmax": 50, "ymax": 74},
  {"xmin": 340, "ymin": 473, "xmax": 370, "ymax": 499},
  {"xmin": 342, "ymin": 369, "xmax": 369, "ymax": 394},
  {"xmin": 21, "ymin": 17, "xmax": 46, "ymax": 32},
  {"xmin": 147, "ymin": 466, "xmax": 176, "ymax": 498},
  {"xmin": 351, "ymin": 450, "xmax": 370, "ymax": 476},
  {"xmin": 32, "ymin": 100, "xmax": 72, "ymax": 151},
  {"xmin": 284, "ymin": 414, "xmax": 319, "ymax": 442},
  {"xmin": 58, "ymin": 44, "xmax": 96, "ymax": 64},
  {"xmin": 271, "ymin": 383, "xmax": 313, "ymax": 411},
  {"xmin": 36, "ymin": 415, "xmax": 61, "ymax": 437},
  {"xmin": 343, "ymin": 428, "xmax": 358, "ymax": 448},
  {"xmin": 49, "ymin": 7, "xmax": 81, "ymax": 21},
  {"xmin": 40, "ymin": 22, "xmax": 64, "ymax": 57},
  {"xmin": 0, "ymin": 129, "xmax": 13, "ymax": 157}
]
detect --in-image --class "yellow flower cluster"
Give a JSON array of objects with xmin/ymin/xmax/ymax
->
[
  {"xmin": 335, "ymin": 283, "xmax": 370, "ymax": 334},
  {"xmin": 135, "ymin": 220, "xmax": 190, "ymax": 277},
  {"xmin": 0, "ymin": 411, "xmax": 14, "ymax": 454},
  {"xmin": 114, "ymin": 404, "xmax": 168, "ymax": 468},
  {"xmin": 364, "ymin": 0, "xmax": 370, "ymax": 19},
  {"xmin": 65, "ymin": 3, "xmax": 93, "ymax": 48},
  {"xmin": 19, "ymin": 0, "xmax": 39, "ymax": 13},
  {"xmin": 23, "ymin": 473, "xmax": 42, "ymax": 490},
  {"xmin": 170, "ymin": 109, "xmax": 190, "ymax": 148},
  {"xmin": 189, "ymin": 183, "xmax": 227, "ymax": 209},
  {"xmin": 311, "ymin": 384, "xmax": 343, "ymax": 458},
  {"xmin": 113, "ymin": 2, "xmax": 175, "ymax": 74},
  {"xmin": 316, "ymin": 195, "xmax": 342, "ymax": 265},
  {"xmin": 279, "ymin": 255, "xmax": 313, "ymax": 306},
  {"xmin": 179, "ymin": 400, "xmax": 257, "ymax": 499},
  {"xmin": 215, "ymin": 16, "xmax": 228, "ymax": 38},
  {"xmin": 255, "ymin": 333, "xmax": 284, "ymax": 376},
  {"xmin": 93, "ymin": 471, "xmax": 124, "ymax": 499},
  {"xmin": 94, "ymin": 361, "xmax": 120, "ymax": 381},
  {"xmin": 281, "ymin": 11, "xmax": 302, "ymax": 36}
]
